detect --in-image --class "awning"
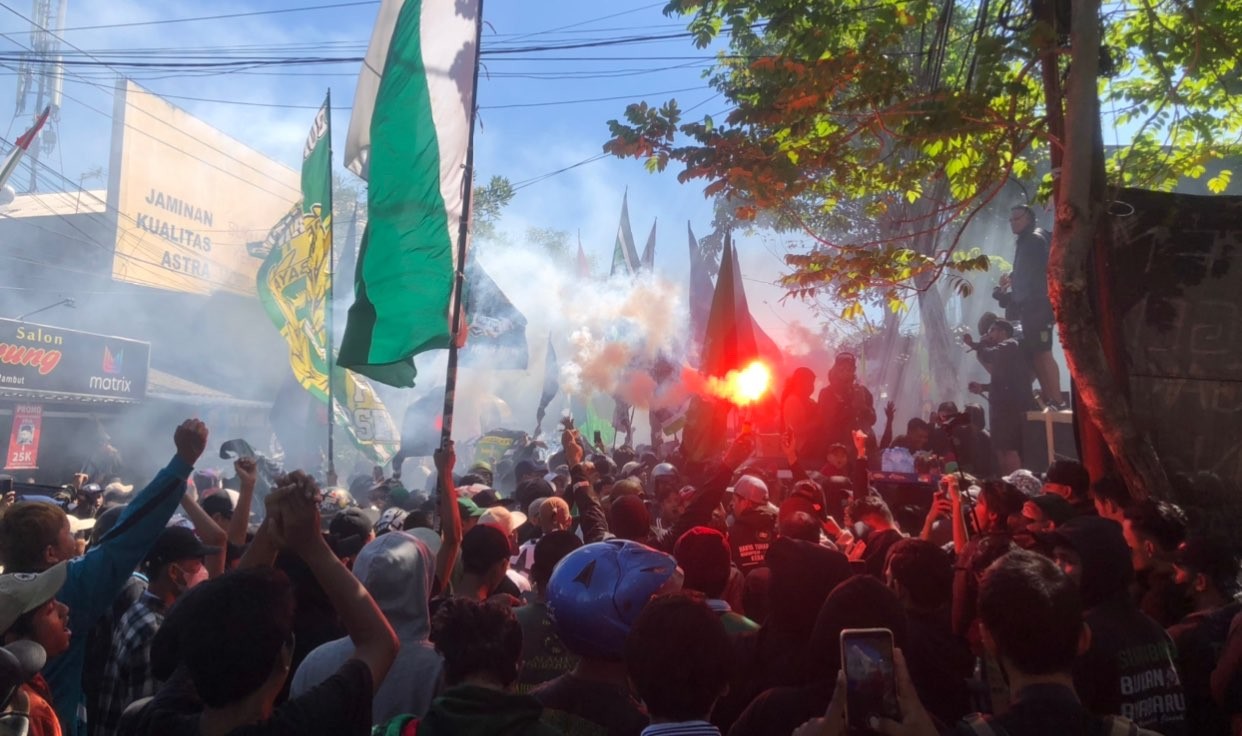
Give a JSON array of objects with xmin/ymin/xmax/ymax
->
[{"xmin": 147, "ymin": 369, "xmax": 272, "ymax": 410}]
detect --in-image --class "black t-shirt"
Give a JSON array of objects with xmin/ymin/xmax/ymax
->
[
  {"xmin": 1074, "ymin": 599, "xmax": 1187, "ymax": 736},
  {"xmin": 949, "ymin": 683, "xmax": 1149, "ymax": 736},
  {"xmin": 1168, "ymin": 601, "xmax": 1242, "ymax": 736},
  {"xmin": 730, "ymin": 510, "xmax": 776, "ymax": 575},
  {"xmin": 858, "ymin": 529, "xmax": 904, "ymax": 580},
  {"xmin": 904, "ymin": 607, "xmax": 975, "ymax": 727},
  {"xmin": 155, "ymin": 659, "xmax": 373, "ymax": 736},
  {"xmin": 977, "ymin": 338, "xmax": 1035, "ymax": 408}
]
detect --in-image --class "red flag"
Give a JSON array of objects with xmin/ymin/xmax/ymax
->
[{"xmin": 0, "ymin": 107, "xmax": 50, "ymax": 192}]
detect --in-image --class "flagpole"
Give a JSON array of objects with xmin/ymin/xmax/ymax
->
[
  {"xmin": 325, "ymin": 89, "xmax": 337, "ymax": 483},
  {"xmin": 441, "ymin": 0, "xmax": 486, "ymax": 450}
]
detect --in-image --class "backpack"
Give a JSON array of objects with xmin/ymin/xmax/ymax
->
[{"xmin": 961, "ymin": 712, "xmax": 1163, "ymax": 736}]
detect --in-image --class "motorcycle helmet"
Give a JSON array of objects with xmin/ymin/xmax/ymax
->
[
  {"xmin": 648, "ymin": 463, "xmax": 680, "ymax": 499},
  {"xmin": 546, "ymin": 539, "xmax": 682, "ymax": 660}
]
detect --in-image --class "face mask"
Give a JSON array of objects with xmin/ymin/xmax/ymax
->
[{"xmin": 175, "ymin": 562, "xmax": 209, "ymax": 592}]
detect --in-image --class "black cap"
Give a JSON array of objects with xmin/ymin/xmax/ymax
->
[
  {"xmin": 1174, "ymin": 538, "xmax": 1240, "ymax": 591},
  {"xmin": 471, "ymin": 489, "xmax": 500, "ymax": 509},
  {"xmin": 145, "ymin": 526, "xmax": 220, "ymax": 573},
  {"xmin": 200, "ymin": 493, "xmax": 234, "ymax": 519},
  {"xmin": 328, "ymin": 507, "xmax": 377, "ymax": 559},
  {"xmin": 461, "ymin": 524, "xmax": 512, "ymax": 573},
  {"xmin": 1029, "ymin": 494, "xmax": 1075, "ymax": 527},
  {"xmin": 834, "ymin": 352, "xmax": 856, "ymax": 366}
]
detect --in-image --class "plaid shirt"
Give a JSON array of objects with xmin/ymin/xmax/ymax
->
[{"xmin": 94, "ymin": 593, "xmax": 166, "ymax": 736}]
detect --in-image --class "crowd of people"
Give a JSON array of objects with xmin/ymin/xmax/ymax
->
[{"xmin": 0, "ymin": 393, "xmax": 1236, "ymax": 736}]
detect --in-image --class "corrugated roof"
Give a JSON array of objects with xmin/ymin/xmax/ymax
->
[
  {"xmin": 148, "ymin": 369, "xmax": 271, "ymax": 410},
  {"xmin": 0, "ymin": 369, "xmax": 270, "ymax": 410}
]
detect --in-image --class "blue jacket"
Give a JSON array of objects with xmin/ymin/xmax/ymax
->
[{"xmin": 47, "ymin": 455, "xmax": 191, "ymax": 736}]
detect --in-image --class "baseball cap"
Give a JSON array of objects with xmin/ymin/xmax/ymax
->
[
  {"xmin": 0, "ymin": 562, "xmax": 69, "ymax": 633},
  {"xmin": 1004, "ymin": 469, "xmax": 1044, "ymax": 498},
  {"xmin": 66, "ymin": 515, "xmax": 96, "ymax": 534},
  {"xmin": 461, "ymin": 524, "xmax": 512, "ymax": 572},
  {"xmin": 730, "ymin": 475, "xmax": 769, "ymax": 504},
  {"xmin": 457, "ymin": 497, "xmax": 488, "ymax": 519},
  {"xmin": 1027, "ymin": 494, "xmax": 1075, "ymax": 527},
  {"xmin": 144, "ymin": 527, "xmax": 220, "ymax": 574},
  {"xmin": 834, "ymin": 353, "xmax": 857, "ymax": 366},
  {"xmin": 328, "ymin": 507, "xmax": 379, "ymax": 559},
  {"xmin": 1174, "ymin": 538, "xmax": 1240, "ymax": 589},
  {"xmin": 480, "ymin": 506, "xmax": 528, "ymax": 537},
  {"xmin": 374, "ymin": 507, "xmax": 409, "ymax": 536},
  {"xmin": 471, "ymin": 488, "xmax": 500, "ymax": 509}
]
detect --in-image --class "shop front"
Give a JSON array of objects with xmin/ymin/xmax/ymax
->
[{"xmin": 0, "ymin": 317, "xmax": 149, "ymax": 485}]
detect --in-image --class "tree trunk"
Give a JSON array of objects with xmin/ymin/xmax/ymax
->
[
  {"xmin": 915, "ymin": 270, "xmax": 959, "ymax": 406},
  {"xmin": 1047, "ymin": 0, "xmax": 1168, "ymax": 499}
]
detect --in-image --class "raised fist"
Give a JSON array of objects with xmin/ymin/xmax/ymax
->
[{"xmin": 174, "ymin": 419, "xmax": 209, "ymax": 466}]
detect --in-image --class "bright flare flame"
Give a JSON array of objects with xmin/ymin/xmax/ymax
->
[{"xmin": 707, "ymin": 361, "xmax": 773, "ymax": 407}]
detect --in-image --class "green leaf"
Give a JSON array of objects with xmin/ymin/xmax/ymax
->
[{"xmin": 1208, "ymin": 169, "xmax": 1232, "ymax": 194}]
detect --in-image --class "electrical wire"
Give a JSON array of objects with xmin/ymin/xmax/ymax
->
[
  {"xmin": 0, "ymin": 6, "xmax": 303, "ymax": 200},
  {"xmin": 57, "ymin": 1, "xmax": 381, "ymax": 33}
]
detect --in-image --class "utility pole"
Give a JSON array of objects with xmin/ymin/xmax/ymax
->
[{"xmin": 14, "ymin": 0, "xmax": 66, "ymax": 193}]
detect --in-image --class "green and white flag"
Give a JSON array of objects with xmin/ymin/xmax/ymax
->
[
  {"xmin": 257, "ymin": 97, "xmax": 399, "ymax": 464},
  {"xmin": 339, "ymin": 0, "xmax": 481, "ymax": 387}
]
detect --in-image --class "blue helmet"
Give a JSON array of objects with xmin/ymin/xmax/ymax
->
[{"xmin": 546, "ymin": 539, "xmax": 682, "ymax": 660}]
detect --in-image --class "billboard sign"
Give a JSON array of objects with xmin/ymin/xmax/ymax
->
[
  {"xmin": 107, "ymin": 80, "xmax": 299, "ymax": 296},
  {"xmin": 0, "ymin": 319, "xmax": 150, "ymax": 402}
]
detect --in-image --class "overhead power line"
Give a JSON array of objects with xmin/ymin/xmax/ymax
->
[{"xmin": 56, "ymin": 1, "xmax": 381, "ymax": 33}]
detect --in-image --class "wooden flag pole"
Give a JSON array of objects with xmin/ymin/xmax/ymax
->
[{"xmin": 440, "ymin": 0, "xmax": 485, "ymax": 450}]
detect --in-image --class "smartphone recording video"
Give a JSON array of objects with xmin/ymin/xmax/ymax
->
[{"xmin": 840, "ymin": 628, "xmax": 900, "ymax": 730}]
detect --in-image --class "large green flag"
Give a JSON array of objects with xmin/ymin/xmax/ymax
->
[
  {"xmin": 258, "ymin": 97, "xmax": 399, "ymax": 463},
  {"xmin": 339, "ymin": 0, "xmax": 482, "ymax": 387}
]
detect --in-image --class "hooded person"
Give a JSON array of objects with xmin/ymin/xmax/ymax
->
[
  {"xmin": 374, "ymin": 598, "xmax": 561, "ymax": 736},
  {"xmin": 711, "ymin": 537, "xmax": 852, "ymax": 733},
  {"xmin": 1047, "ymin": 516, "xmax": 1188, "ymax": 736},
  {"xmin": 291, "ymin": 531, "xmax": 443, "ymax": 724},
  {"xmin": 729, "ymin": 575, "xmax": 910, "ymax": 736}
]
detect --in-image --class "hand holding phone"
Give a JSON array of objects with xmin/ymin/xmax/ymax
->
[{"xmin": 840, "ymin": 628, "xmax": 900, "ymax": 730}]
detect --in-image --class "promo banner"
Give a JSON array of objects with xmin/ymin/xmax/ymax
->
[{"xmin": 5, "ymin": 404, "xmax": 42, "ymax": 470}]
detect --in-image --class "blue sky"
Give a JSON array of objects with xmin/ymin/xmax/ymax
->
[{"xmin": 0, "ymin": 0, "xmax": 820, "ymax": 340}]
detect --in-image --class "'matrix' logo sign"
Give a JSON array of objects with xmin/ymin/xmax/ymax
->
[
  {"xmin": 91, "ymin": 345, "xmax": 133, "ymax": 393},
  {"xmin": 0, "ymin": 319, "xmax": 149, "ymax": 401}
]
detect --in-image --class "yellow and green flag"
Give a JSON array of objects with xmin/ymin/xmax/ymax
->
[{"xmin": 258, "ymin": 96, "xmax": 399, "ymax": 463}]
